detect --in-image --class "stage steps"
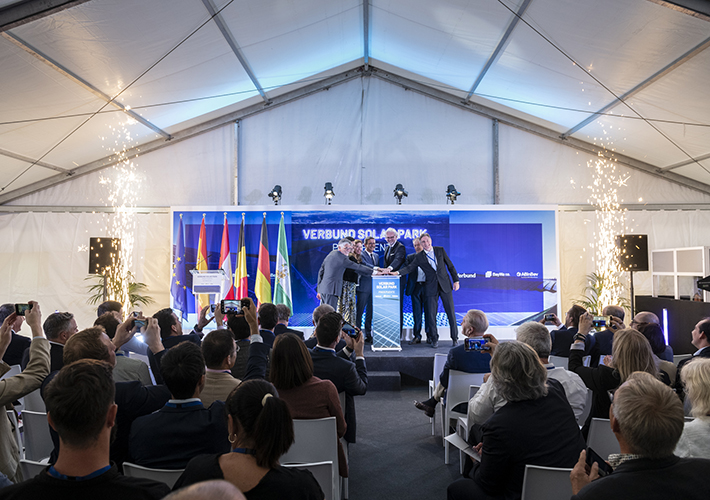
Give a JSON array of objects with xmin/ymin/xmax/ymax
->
[{"xmin": 369, "ymin": 371, "xmax": 401, "ymax": 391}]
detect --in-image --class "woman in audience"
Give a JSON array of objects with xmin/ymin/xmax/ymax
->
[
  {"xmin": 174, "ymin": 379, "xmax": 324, "ymax": 499},
  {"xmin": 675, "ymin": 358, "xmax": 710, "ymax": 459},
  {"xmin": 448, "ymin": 341, "xmax": 584, "ymax": 500},
  {"xmin": 637, "ymin": 323, "xmax": 675, "ymax": 384},
  {"xmin": 269, "ymin": 332, "xmax": 347, "ymax": 478},
  {"xmin": 570, "ymin": 316, "xmax": 658, "ymax": 436}
]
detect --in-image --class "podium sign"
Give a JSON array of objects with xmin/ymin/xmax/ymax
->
[
  {"xmin": 190, "ymin": 269, "xmax": 229, "ymax": 295},
  {"xmin": 372, "ymin": 276, "xmax": 401, "ymax": 351}
]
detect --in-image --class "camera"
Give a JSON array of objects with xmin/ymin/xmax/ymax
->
[
  {"xmin": 14, "ymin": 303, "xmax": 32, "ymax": 316},
  {"xmin": 592, "ymin": 316, "xmax": 611, "ymax": 328},
  {"xmin": 342, "ymin": 321, "xmax": 358, "ymax": 338},
  {"xmin": 464, "ymin": 338, "xmax": 487, "ymax": 351},
  {"xmin": 221, "ymin": 299, "xmax": 248, "ymax": 315}
]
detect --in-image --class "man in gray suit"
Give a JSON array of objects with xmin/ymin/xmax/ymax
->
[
  {"xmin": 317, "ymin": 239, "xmax": 378, "ymax": 309},
  {"xmin": 357, "ymin": 236, "xmax": 379, "ymax": 343}
]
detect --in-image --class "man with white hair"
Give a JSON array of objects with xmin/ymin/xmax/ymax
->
[
  {"xmin": 570, "ymin": 371, "xmax": 710, "ymax": 499},
  {"xmin": 316, "ymin": 238, "xmax": 379, "ymax": 309},
  {"xmin": 467, "ymin": 321, "xmax": 588, "ymax": 426}
]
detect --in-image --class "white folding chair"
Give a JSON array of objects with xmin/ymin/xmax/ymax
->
[
  {"xmin": 6, "ymin": 410, "xmax": 24, "ymax": 460},
  {"xmin": 280, "ymin": 417, "xmax": 340, "ymax": 500},
  {"xmin": 576, "ymin": 389, "xmax": 593, "ymax": 427},
  {"xmin": 122, "ymin": 462, "xmax": 184, "ymax": 489},
  {"xmin": 443, "ymin": 371, "xmax": 485, "ymax": 464},
  {"xmin": 283, "ymin": 462, "xmax": 334, "ymax": 500},
  {"xmin": 429, "ymin": 353, "xmax": 447, "ymax": 435},
  {"xmin": 20, "ymin": 459, "xmax": 47, "ymax": 480},
  {"xmin": 22, "ymin": 410, "xmax": 53, "ymax": 461},
  {"xmin": 587, "ymin": 418, "xmax": 620, "ymax": 459},
  {"xmin": 449, "ymin": 385, "xmax": 480, "ymax": 474},
  {"xmin": 674, "ymin": 354, "xmax": 692, "ymax": 366},
  {"xmin": 23, "ymin": 389, "xmax": 46, "ymax": 413},
  {"xmin": 549, "ymin": 356, "xmax": 568, "ymax": 369},
  {"xmin": 521, "ymin": 464, "xmax": 573, "ymax": 500},
  {"xmin": 0, "ymin": 364, "xmax": 21, "ymax": 380}
]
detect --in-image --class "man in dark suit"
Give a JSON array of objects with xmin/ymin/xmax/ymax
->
[
  {"xmin": 357, "ymin": 236, "xmax": 379, "ymax": 343},
  {"xmin": 674, "ymin": 317, "xmax": 710, "ymax": 398},
  {"xmin": 317, "ymin": 239, "xmax": 377, "ymax": 309},
  {"xmin": 549, "ymin": 305, "xmax": 594, "ymax": 357},
  {"xmin": 570, "ymin": 372, "xmax": 710, "ymax": 500},
  {"xmin": 0, "ymin": 303, "xmax": 30, "ymax": 366},
  {"xmin": 404, "ymin": 237, "xmax": 431, "ymax": 345},
  {"xmin": 396, "ymin": 233, "xmax": 459, "ymax": 348},
  {"xmin": 129, "ymin": 342, "xmax": 229, "ymax": 469},
  {"xmin": 21, "ymin": 311, "xmax": 78, "ymax": 372},
  {"xmin": 310, "ymin": 312, "xmax": 367, "ymax": 444},
  {"xmin": 588, "ymin": 305, "xmax": 625, "ymax": 367},
  {"xmin": 382, "ymin": 228, "xmax": 407, "ymax": 336},
  {"xmin": 274, "ymin": 303, "xmax": 304, "ymax": 340}
]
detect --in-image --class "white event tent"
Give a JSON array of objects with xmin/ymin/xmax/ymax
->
[{"xmin": 1, "ymin": 0, "xmax": 710, "ymax": 328}]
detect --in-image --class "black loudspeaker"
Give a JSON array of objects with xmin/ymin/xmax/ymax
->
[
  {"xmin": 616, "ymin": 235, "xmax": 649, "ymax": 272},
  {"xmin": 89, "ymin": 238, "xmax": 121, "ymax": 275}
]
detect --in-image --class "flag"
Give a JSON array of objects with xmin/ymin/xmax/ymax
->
[
  {"xmin": 195, "ymin": 214, "xmax": 210, "ymax": 313},
  {"xmin": 170, "ymin": 214, "xmax": 188, "ymax": 316},
  {"xmin": 235, "ymin": 214, "xmax": 248, "ymax": 299},
  {"xmin": 219, "ymin": 213, "xmax": 235, "ymax": 300},
  {"xmin": 273, "ymin": 213, "xmax": 292, "ymax": 310},
  {"xmin": 255, "ymin": 213, "xmax": 272, "ymax": 305}
]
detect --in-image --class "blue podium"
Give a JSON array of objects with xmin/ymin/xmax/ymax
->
[{"xmin": 371, "ymin": 276, "xmax": 401, "ymax": 351}]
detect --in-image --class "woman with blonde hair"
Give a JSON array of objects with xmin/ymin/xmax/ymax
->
[
  {"xmin": 675, "ymin": 358, "xmax": 710, "ymax": 459},
  {"xmin": 569, "ymin": 314, "xmax": 658, "ymax": 436}
]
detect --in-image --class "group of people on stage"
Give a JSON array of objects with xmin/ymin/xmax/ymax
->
[{"xmin": 316, "ymin": 228, "xmax": 460, "ymax": 348}]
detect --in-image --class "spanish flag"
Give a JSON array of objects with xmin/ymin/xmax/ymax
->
[
  {"xmin": 255, "ymin": 213, "xmax": 272, "ymax": 305},
  {"xmin": 235, "ymin": 214, "xmax": 248, "ymax": 300},
  {"xmin": 195, "ymin": 214, "xmax": 210, "ymax": 313},
  {"xmin": 219, "ymin": 213, "xmax": 235, "ymax": 300}
]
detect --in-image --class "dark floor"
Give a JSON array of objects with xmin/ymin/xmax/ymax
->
[{"xmin": 348, "ymin": 386, "xmax": 463, "ymax": 500}]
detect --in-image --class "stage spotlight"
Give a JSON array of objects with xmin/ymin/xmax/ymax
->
[
  {"xmin": 268, "ymin": 185, "xmax": 282, "ymax": 205},
  {"xmin": 446, "ymin": 184, "xmax": 461, "ymax": 204},
  {"xmin": 393, "ymin": 184, "xmax": 408, "ymax": 205},
  {"xmin": 324, "ymin": 182, "xmax": 335, "ymax": 205}
]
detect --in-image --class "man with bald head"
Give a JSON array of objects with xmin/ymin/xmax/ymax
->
[{"xmin": 630, "ymin": 311, "xmax": 673, "ymax": 361}]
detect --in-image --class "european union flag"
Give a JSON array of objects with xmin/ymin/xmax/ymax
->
[{"xmin": 171, "ymin": 215, "xmax": 188, "ymax": 316}]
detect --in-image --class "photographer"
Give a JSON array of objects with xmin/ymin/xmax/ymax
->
[{"xmin": 588, "ymin": 305, "xmax": 625, "ymax": 367}]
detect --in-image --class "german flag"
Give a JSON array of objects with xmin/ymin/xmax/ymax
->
[
  {"xmin": 255, "ymin": 213, "xmax": 272, "ymax": 305},
  {"xmin": 235, "ymin": 214, "xmax": 248, "ymax": 299}
]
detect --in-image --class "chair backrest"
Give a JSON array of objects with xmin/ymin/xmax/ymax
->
[
  {"xmin": 6, "ymin": 410, "xmax": 23, "ymax": 460},
  {"xmin": 280, "ymin": 417, "xmax": 339, "ymax": 500},
  {"xmin": 469, "ymin": 385, "xmax": 480, "ymax": 400},
  {"xmin": 576, "ymin": 389, "xmax": 593, "ymax": 426},
  {"xmin": 587, "ymin": 418, "xmax": 620, "ymax": 459},
  {"xmin": 549, "ymin": 356, "xmax": 569, "ymax": 369},
  {"xmin": 23, "ymin": 389, "xmax": 46, "ymax": 413},
  {"xmin": 521, "ymin": 464, "xmax": 573, "ymax": 500},
  {"xmin": 432, "ymin": 353, "xmax": 447, "ymax": 385},
  {"xmin": 1, "ymin": 364, "xmax": 21, "ymax": 380},
  {"xmin": 20, "ymin": 459, "xmax": 46, "ymax": 480},
  {"xmin": 447, "ymin": 371, "xmax": 485, "ymax": 410},
  {"xmin": 122, "ymin": 462, "xmax": 184, "ymax": 489},
  {"xmin": 674, "ymin": 354, "xmax": 692, "ymax": 367},
  {"xmin": 283, "ymin": 461, "xmax": 334, "ymax": 500},
  {"xmin": 22, "ymin": 410, "xmax": 54, "ymax": 461}
]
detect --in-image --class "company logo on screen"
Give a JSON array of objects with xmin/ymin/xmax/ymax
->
[
  {"xmin": 517, "ymin": 271, "xmax": 540, "ymax": 277},
  {"xmin": 485, "ymin": 271, "xmax": 510, "ymax": 278},
  {"xmin": 301, "ymin": 228, "xmax": 428, "ymax": 241}
]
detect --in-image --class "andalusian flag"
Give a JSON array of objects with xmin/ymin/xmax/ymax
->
[
  {"xmin": 235, "ymin": 214, "xmax": 248, "ymax": 299},
  {"xmin": 170, "ymin": 214, "xmax": 188, "ymax": 316},
  {"xmin": 219, "ymin": 213, "xmax": 235, "ymax": 300},
  {"xmin": 255, "ymin": 213, "xmax": 272, "ymax": 305},
  {"xmin": 273, "ymin": 213, "xmax": 292, "ymax": 310},
  {"xmin": 195, "ymin": 214, "xmax": 210, "ymax": 313}
]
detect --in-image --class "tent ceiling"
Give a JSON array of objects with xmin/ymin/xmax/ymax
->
[{"xmin": 1, "ymin": 0, "xmax": 709, "ymax": 203}]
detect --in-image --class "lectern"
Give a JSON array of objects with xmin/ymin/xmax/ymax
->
[{"xmin": 371, "ymin": 276, "xmax": 401, "ymax": 351}]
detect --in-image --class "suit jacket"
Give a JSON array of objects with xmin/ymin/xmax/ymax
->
[
  {"xmin": 310, "ymin": 346, "xmax": 367, "ymax": 443},
  {"xmin": 398, "ymin": 246, "xmax": 458, "ymax": 296},
  {"xmin": 21, "ymin": 341, "xmax": 63, "ymax": 372},
  {"xmin": 589, "ymin": 328, "xmax": 614, "ymax": 367},
  {"xmin": 550, "ymin": 327, "xmax": 595, "ymax": 357},
  {"xmin": 129, "ymin": 401, "xmax": 230, "ymax": 469},
  {"xmin": 2, "ymin": 332, "xmax": 31, "ymax": 367},
  {"xmin": 383, "ymin": 241, "xmax": 406, "ymax": 271},
  {"xmin": 0, "ymin": 338, "xmax": 50, "ymax": 481},
  {"xmin": 274, "ymin": 323, "xmax": 304, "ymax": 340},
  {"xmin": 317, "ymin": 250, "xmax": 373, "ymax": 296},
  {"xmin": 572, "ymin": 455, "xmax": 710, "ymax": 500},
  {"xmin": 114, "ymin": 353, "xmax": 152, "ymax": 385},
  {"xmin": 440, "ymin": 344, "xmax": 491, "ymax": 388},
  {"xmin": 200, "ymin": 370, "xmax": 240, "ymax": 407},
  {"xmin": 471, "ymin": 379, "xmax": 585, "ymax": 499},
  {"xmin": 404, "ymin": 252, "xmax": 425, "ymax": 296},
  {"xmin": 359, "ymin": 250, "xmax": 379, "ymax": 293}
]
